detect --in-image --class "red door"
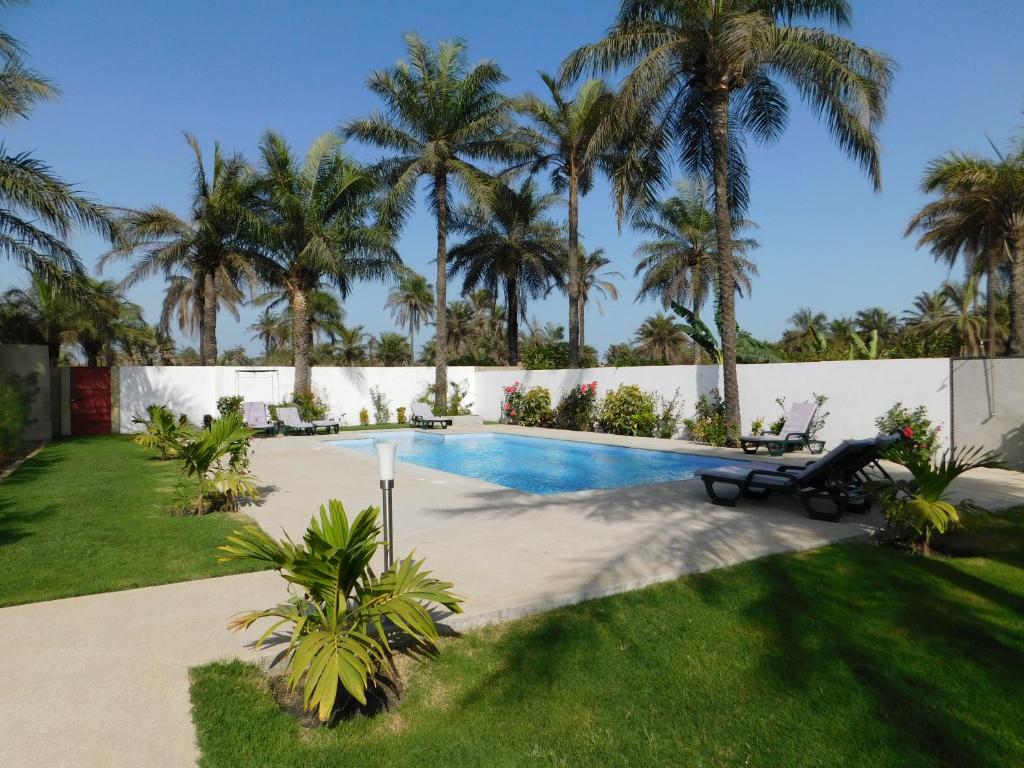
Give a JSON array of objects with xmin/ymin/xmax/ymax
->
[{"xmin": 70, "ymin": 368, "xmax": 112, "ymax": 435}]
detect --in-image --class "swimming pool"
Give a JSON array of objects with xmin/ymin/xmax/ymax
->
[{"xmin": 328, "ymin": 431, "xmax": 750, "ymax": 495}]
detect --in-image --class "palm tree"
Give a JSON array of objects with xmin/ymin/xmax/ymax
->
[
  {"xmin": 249, "ymin": 131, "xmax": 401, "ymax": 395},
  {"xmin": 444, "ymin": 301, "xmax": 476, "ymax": 359},
  {"xmin": 634, "ymin": 312, "xmax": 688, "ymax": 364},
  {"xmin": 336, "ymin": 324, "xmax": 367, "ymax": 365},
  {"xmin": 385, "ymin": 272, "xmax": 435, "ymax": 360},
  {"xmin": 906, "ymin": 144, "xmax": 1024, "ymax": 356},
  {"xmin": 248, "ymin": 307, "xmax": 286, "ymax": 359},
  {"xmin": 633, "ymin": 181, "xmax": 757, "ymax": 333},
  {"xmin": 515, "ymin": 74, "xmax": 617, "ymax": 366},
  {"xmin": 854, "ymin": 307, "xmax": 901, "ymax": 340},
  {"xmin": 572, "ymin": 247, "xmax": 622, "ymax": 350},
  {"xmin": 941, "ymin": 278, "xmax": 985, "ymax": 357},
  {"xmin": 903, "ymin": 290, "xmax": 951, "ymax": 332},
  {"xmin": 72, "ymin": 278, "xmax": 148, "ymax": 366},
  {"xmin": 102, "ymin": 133, "xmax": 258, "ymax": 364},
  {"xmin": 346, "ymin": 34, "xmax": 524, "ymax": 411},
  {"xmin": 376, "ymin": 332, "xmax": 412, "ymax": 366},
  {"xmin": 781, "ymin": 308, "xmax": 828, "ymax": 357},
  {"xmin": 159, "ymin": 266, "xmax": 244, "ymax": 349},
  {"xmin": 448, "ymin": 179, "xmax": 564, "ymax": 364},
  {"xmin": 563, "ymin": 0, "xmax": 894, "ymax": 437},
  {"xmin": 1, "ymin": 267, "xmax": 83, "ymax": 364}
]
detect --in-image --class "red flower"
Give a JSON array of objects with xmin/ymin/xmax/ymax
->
[
  {"xmin": 510, "ymin": 409, "xmax": 516, "ymax": 417},
  {"xmin": 902, "ymin": 426, "xmax": 914, "ymax": 438},
  {"xmin": 502, "ymin": 403, "xmax": 509, "ymax": 411}
]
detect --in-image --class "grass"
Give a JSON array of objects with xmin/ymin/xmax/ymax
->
[
  {"xmin": 335, "ymin": 423, "xmax": 412, "ymax": 432},
  {"xmin": 191, "ymin": 509, "xmax": 1024, "ymax": 768},
  {"xmin": 0, "ymin": 436, "xmax": 268, "ymax": 607}
]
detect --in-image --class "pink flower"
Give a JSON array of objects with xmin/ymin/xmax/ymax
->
[
  {"xmin": 510, "ymin": 409, "xmax": 516, "ymax": 417},
  {"xmin": 580, "ymin": 384, "xmax": 587, "ymax": 393},
  {"xmin": 902, "ymin": 426, "xmax": 914, "ymax": 438},
  {"xmin": 502, "ymin": 403, "xmax": 509, "ymax": 411}
]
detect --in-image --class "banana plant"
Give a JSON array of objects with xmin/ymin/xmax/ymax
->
[
  {"xmin": 871, "ymin": 442, "xmax": 1005, "ymax": 555},
  {"xmin": 848, "ymin": 329, "xmax": 884, "ymax": 360},
  {"xmin": 219, "ymin": 500, "xmax": 462, "ymax": 721},
  {"xmin": 131, "ymin": 404, "xmax": 193, "ymax": 459},
  {"xmin": 173, "ymin": 412, "xmax": 258, "ymax": 514},
  {"xmin": 670, "ymin": 302, "xmax": 721, "ymax": 362}
]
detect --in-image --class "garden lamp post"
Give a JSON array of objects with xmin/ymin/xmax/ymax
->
[{"xmin": 376, "ymin": 442, "xmax": 397, "ymax": 570}]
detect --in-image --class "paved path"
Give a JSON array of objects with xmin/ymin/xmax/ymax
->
[{"xmin": 2, "ymin": 427, "xmax": 1019, "ymax": 767}]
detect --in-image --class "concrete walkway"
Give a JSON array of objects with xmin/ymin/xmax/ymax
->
[{"xmin": 1, "ymin": 426, "xmax": 1020, "ymax": 767}]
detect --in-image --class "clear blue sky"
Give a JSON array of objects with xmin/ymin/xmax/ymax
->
[{"xmin": 2, "ymin": 0, "xmax": 1023, "ymax": 356}]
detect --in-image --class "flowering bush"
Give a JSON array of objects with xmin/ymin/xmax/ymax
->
[
  {"xmin": 875, "ymin": 402, "xmax": 940, "ymax": 460},
  {"xmin": 500, "ymin": 382, "xmax": 552, "ymax": 427},
  {"xmin": 683, "ymin": 389, "xmax": 733, "ymax": 446},
  {"xmin": 598, "ymin": 384, "xmax": 657, "ymax": 437},
  {"xmin": 554, "ymin": 381, "xmax": 599, "ymax": 431}
]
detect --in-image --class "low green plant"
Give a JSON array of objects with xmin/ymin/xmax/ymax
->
[
  {"xmin": 750, "ymin": 416, "xmax": 765, "ymax": 435},
  {"xmin": 500, "ymin": 382, "xmax": 552, "ymax": 427},
  {"xmin": 396, "ymin": 406, "xmax": 407, "ymax": 424},
  {"xmin": 132, "ymin": 404, "xmax": 193, "ymax": 460},
  {"xmin": 871, "ymin": 442, "xmax": 1004, "ymax": 555},
  {"xmin": 369, "ymin": 386, "xmax": 391, "ymax": 424},
  {"xmin": 216, "ymin": 395, "xmax": 244, "ymax": 418},
  {"xmin": 173, "ymin": 412, "xmax": 259, "ymax": 515},
  {"xmin": 0, "ymin": 372, "xmax": 34, "ymax": 461},
  {"xmin": 598, "ymin": 384, "xmax": 657, "ymax": 437},
  {"xmin": 418, "ymin": 380, "xmax": 474, "ymax": 416},
  {"xmin": 553, "ymin": 381, "xmax": 599, "ymax": 431},
  {"xmin": 218, "ymin": 499, "xmax": 462, "ymax": 722},
  {"xmin": 683, "ymin": 390, "xmax": 732, "ymax": 446},
  {"xmin": 292, "ymin": 392, "xmax": 328, "ymax": 422},
  {"xmin": 359, "ymin": 408, "xmax": 370, "ymax": 426},
  {"xmin": 654, "ymin": 389, "xmax": 683, "ymax": 439},
  {"xmin": 875, "ymin": 402, "xmax": 940, "ymax": 459}
]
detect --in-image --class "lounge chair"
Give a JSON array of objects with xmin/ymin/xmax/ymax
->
[
  {"xmin": 242, "ymin": 401, "xmax": 277, "ymax": 436},
  {"xmin": 277, "ymin": 406, "xmax": 314, "ymax": 435},
  {"xmin": 311, "ymin": 417, "xmax": 341, "ymax": 434},
  {"xmin": 739, "ymin": 401, "xmax": 822, "ymax": 455},
  {"xmin": 410, "ymin": 402, "xmax": 453, "ymax": 429},
  {"xmin": 699, "ymin": 435, "xmax": 898, "ymax": 521}
]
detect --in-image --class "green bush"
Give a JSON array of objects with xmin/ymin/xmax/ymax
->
[
  {"xmin": 0, "ymin": 372, "xmax": 33, "ymax": 460},
  {"xmin": 216, "ymin": 395, "xmax": 244, "ymax": 418},
  {"xmin": 875, "ymin": 402, "xmax": 940, "ymax": 459},
  {"xmin": 500, "ymin": 382, "xmax": 553, "ymax": 427},
  {"xmin": 683, "ymin": 390, "xmax": 732, "ymax": 446},
  {"xmin": 292, "ymin": 392, "xmax": 328, "ymax": 422},
  {"xmin": 598, "ymin": 384, "xmax": 657, "ymax": 437},
  {"xmin": 369, "ymin": 386, "xmax": 391, "ymax": 424},
  {"xmin": 654, "ymin": 389, "xmax": 683, "ymax": 439},
  {"xmin": 553, "ymin": 381, "xmax": 599, "ymax": 431},
  {"xmin": 418, "ymin": 380, "xmax": 474, "ymax": 416}
]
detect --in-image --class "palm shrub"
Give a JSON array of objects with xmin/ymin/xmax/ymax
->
[
  {"xmin": 173, "ymin": 412, "xmax": 258, "ymax": 514},
  {"xmin": 219, "ymin": 500, "xmax": 462, "ymax": 722},
  {"xmin": 871, "ymin": 443, "xmax": 1005, "ymax": 555},
  {"xmin": 131, "ymin": 403, "xmax": 193, "ymax": 460},
  {"xmin": 598, "ymin": 384, "xmax": 657, "ymax": 437}
]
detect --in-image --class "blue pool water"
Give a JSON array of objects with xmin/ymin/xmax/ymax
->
[{"xmin": 328, "ymin": 432, "xmax": 749, "ymax": 495}]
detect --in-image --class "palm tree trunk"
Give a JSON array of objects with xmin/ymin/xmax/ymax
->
[
  {"xmin": 409, "ymin": 321, "xmax": 415, "ymax": 365},
  {"xmin": 986, "ymin": 250, "xmax": 997, "ymax": 357},
  {"xmin": 201, "ymin": 268, "xmax": 218, "ymax": 365},
  {"xmin": 506, "ymin": 275, "xmax": 519, "ymax": 366},
  {"xmin": 567, "ymin": 172, "xmax": 581, "ymax": 367},
  {"xmin": 1010, "ymin": 237, "xmax": 1024, "ymax": 357},
  {"xmin": 710, "ymin": 89, "xmax": 741, "ymax": 445},
  {"xmin": 578, "ymin": 298, "xmax": 586, "ymax": 352},
  {"xmin": 291, "ymin": 288, "xmax": 312, "ymax": 396},
  {"xmin": 433, "ymin": 173, "xmax": 449, "ymax": 411}
]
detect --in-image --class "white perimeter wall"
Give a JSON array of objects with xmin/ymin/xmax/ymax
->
[
  {"xmin": 474, "ymin": 358, "xmax": 953, "ymax": 450},
  {"xmin": 117, "ymin": 359, "xmax": 952, "ymax": 450}
]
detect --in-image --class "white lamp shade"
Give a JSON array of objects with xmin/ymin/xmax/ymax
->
[{"xmin": 376, "ymin": 442, "xmax": 397, "ymax": 482}]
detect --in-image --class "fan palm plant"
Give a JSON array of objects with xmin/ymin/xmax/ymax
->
[
  {"xmin": 563, "ymin": 0, "xmax": 894, "ymax": 436},
  {"xmin": 515, "ymin": 74, "xmax": 617, "ymax": 366},
  {"xmin": 634, "ymin": 312, "xmax": 689, "ymax": 364},
  {"xmin": 346, "ymin": 34, "xmax": 526, "ymax": 409},
  {"xmin": 249, "ymin": 131, "xmax": 400, "ymax": 395},
  {"xmin": 101, "ymin": 133, "xmax": 259, "ymax": 364},
  {"xmin": 219, "ymin": 499, "xmax": 462, "ymax": 721},
  {"xmin": 448, "ymin": 179, "xmax": 564, "ymax": 364},
  {"xmin": 385, "ymin": 272, "xmax": 434, "ymax": 360}
]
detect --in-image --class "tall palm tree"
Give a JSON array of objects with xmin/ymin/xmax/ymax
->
[
  {"xmin": 634, "ymin": 312, "xmax": 688, "ymax": 364},
  {"xmin": 1, "ymin": 267, "xmax": 83, "ymax": 364},
  {"xmin": 447, "ymin": 179, "xmax": 564, "ymax": 364},
  {"xmin": 0, "ymin": 15, "xmax": 116, "ymax": 280},
  {"xmin": 854, "ymin": 307, "xmax": 901, "ymax": 340},
  {"xmin": 376, "ymin": 332, "xmax": 412, "ymax": 366},
  {"xmin": 903, "ymin": 289, "xmax": 951, "ymax": 332},
  {"xmin": 385, "ymin": 272, "xmax": 435, "ymax": 360},
  {"xmin": 444, "ymin": 300, "xmax": 476, "ymax": 358},
  {"xmin": 336, "ymin": 324, "xmax": 367, "ymax": 365},
  {"xmin": 563, "ymin": 0, "xmax": 893, "ymax": 437},
  {"xmin": 940, "ymin": 278, "xmax": 985, "ymax": 357},
  {"xmin": 72, "ymin": 278, "xmax": 148, "ymax": 366},
  {"xmin": 516, "ymin": 74, "xmax": 616, "ymax": 366},
  {"xmin": 781, "ymin": 307, "xmax": 828, "ymax": 357},
  {"xmin": 248, "ymin": 307, "xmax": 287, "ymax": 359},
  {"xmin": 159, "ymin": 265, "xmax": 244, "ymax": 347},
  {"xmin": 249, "ymin": 131, "xmax": 401, "ymax": 395},
  {"xmin": 906, "ymin": 145, "xmax": 1024, "ymax": 356},
  {"xmin": 102, "ymin": 133, "xmax": 258, "ymax": 364},
  {"xmin": 633, "ymin": 181, "xmax": 757, "ymax": 330},
  {"xmin": 346, "ymin": 34, "xmax": 524, "ymax": 410},
  {"xmin": 576, "ymin": 247, "xmax": 621, "ymax": 350}
]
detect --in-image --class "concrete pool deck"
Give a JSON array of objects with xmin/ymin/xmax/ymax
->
[{"xmin": 1, "ymin": 426, "xmax": 1021, "ymax": 767}]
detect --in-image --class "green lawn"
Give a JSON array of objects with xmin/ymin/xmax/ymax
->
[
  {"xmin": 335, "ymin": 423, "xmax": 412, "ymax": 432},
  {"xmin": 191, "ymin": 510, "xmax": 1024, "ymax": 768},
  {"xmin": 0, "ymin": 436, "xmax": 268, "ymax": 607}
]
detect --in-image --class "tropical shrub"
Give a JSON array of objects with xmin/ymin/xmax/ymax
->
[
  {"xmin": 875, "ymin": 402, "xmax": 940, "ymax": 459},
  {"xmin": 173, "ymin": 412, "xmax": 259, "ymax": 515},
  {"xmin": 369, "ymin": 386, "xmax": 391, "ymax": 424},
  {"xmin": 871, "ymin": 442, "xmax": 1004, "ymax": 555},
  {"xmin": 683, "ymin": 390, "xmax": 732, "ymax": 446},
  {"xmin": 216, "ymin": 395, "xmax": 244, "ymax": 418},
  {"xmin": 553, "ymin": 381, "xmax": 599, "ymax": 431},
  {"xmin": 0, "ymin": 372, "xmax": 34, "ymax": 461},
  {"xmin": 396, "ymin": 406, "xmax": 407, "ymax": 424},
  {"xmin": 131, "ymin": 404, "xmax": 193, "ymax": 460},
  {"xmin": 218, "ymin": 499, "xmax": 462, "ymax": 722},
  {"xmin": 359, "ymin": 408, "xmax": 370, "ymax": 426},
  {"xmin": 654, "ymin": 389, "xmax": 683, "ymax": 439},
  {"xmin": 598, "ymin": 384, "xmax": 657, "ymax": 437},
  {"xmin": 418, "ymin": 381, "xmax": 474, "ymax": 416},
  {"xmin": 292, "ymin": 391, "xmax": 328, "ymax": 422},
  {"xmin": 769, "ymin": 393, "xmax": 830, "ymax": 439},
  {"xmin": 500, "ymin": 382, "xmax": 552, "ymax": 427}
]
